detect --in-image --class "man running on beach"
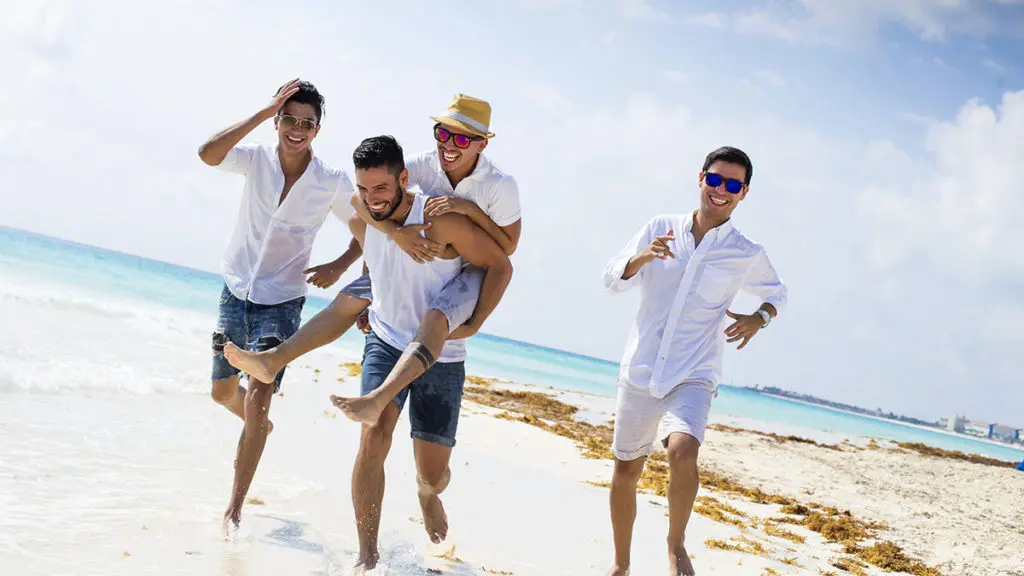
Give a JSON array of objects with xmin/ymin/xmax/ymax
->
[
  {"xmin": 223, "ymin": 93, "xmax": 521, "ymax": 424},
  {"xmin": 198, "ymin": 79, "xmax": 361, "ymax": 535},
  {"xmin": 601, "ymin": 146, "xmax": 788, "ymax": 576},
  {"xmin": 338, "ymin": 135, "xmax": 512, "ymax": 570}
]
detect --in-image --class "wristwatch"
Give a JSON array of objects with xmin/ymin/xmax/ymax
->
[{"xmin": 756, "ymin": 309, "xmax": 771, "ymax": 328}]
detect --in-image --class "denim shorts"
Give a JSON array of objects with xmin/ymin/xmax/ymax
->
[
  {"xmin": 211, "ymin": 284, "xmax": 305, "ymax": 392},
  {"xmin": 360, "ymin": 330, "xmax": 466, "ymax": 447},
  {"xmin": 339, "ymin": 265, "xmax": 483, "ymax": 334}
]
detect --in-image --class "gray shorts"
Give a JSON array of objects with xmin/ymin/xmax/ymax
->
[{"xmin": 340, "ymin": 265, "xmax": 483, "ymax": 334}]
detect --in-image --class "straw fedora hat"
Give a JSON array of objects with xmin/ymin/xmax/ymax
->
[{"xmin": 430, "ymin": 93, "xmax": 496, "ymax": 139}]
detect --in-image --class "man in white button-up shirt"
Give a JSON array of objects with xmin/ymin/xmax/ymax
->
[
  {"xmin": 221, "ymin": 94, "xmax": 522, "ymax": 423},
  {"xmin": 197, "ymin": 79, "xmax": 361, "ymax": 535},
  {"xmin": 601, "ymin": 146, "xmax": 787, "ymax": 576}
]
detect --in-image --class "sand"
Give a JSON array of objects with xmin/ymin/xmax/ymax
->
[{"xmin": 4, "ymin": 347, "xmax": 1023, "ymax": 576}]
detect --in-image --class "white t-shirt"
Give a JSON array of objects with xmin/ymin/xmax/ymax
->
[
  {"xmin": 405, "ymin": 150, "xmax": 521, "ymax": 227},
  {"xmin": 364, "ymin": 189, "xmax": 467, "ymax": 363},
  {"xmin": 217, "ymin": 143, "xmax": 354, "ymax": 305}
]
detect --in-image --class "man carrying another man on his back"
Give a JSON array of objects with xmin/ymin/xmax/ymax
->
[
  {"xmin": 224, "ymin": 93, "xmax": 521, "ymax": 425},
  {"xmin": 339, "ymin": 135, "xmax": 512, "ymax": 570}
]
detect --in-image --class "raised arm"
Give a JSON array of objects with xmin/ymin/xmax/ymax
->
[
  {"xmin": 197, "ymin": 79, "xmax": 302, "ymax": 167},
  {"xmin": 430, "ymin": 213, "xmax": 513, "ymax": 338},
  {"xmin": 602, "ymin": 216, "xmax": 670, "ymax": 293}
]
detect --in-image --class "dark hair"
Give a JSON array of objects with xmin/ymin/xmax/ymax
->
[
  {"xmin": 278, "ymin": 80, "xmax": 325, "ymax": 123},
  {"xmin": 702, "ymin": 146, "xmax": 753, "ymax": 186},
  {"xmin": 352, "ymin": 135, "xmax": 405, "ymax": 177}
]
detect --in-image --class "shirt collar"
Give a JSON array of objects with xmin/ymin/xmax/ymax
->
[
  {"xmin": 434, "ymin": 150, "xmax": 491, "ymax": 184},
  {"xmin": 686, "ymin": 210, "xmax": 735, "ymax": 243}
]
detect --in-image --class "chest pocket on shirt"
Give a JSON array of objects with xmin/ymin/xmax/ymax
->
[{"xmin": 695, "ymin": 265, "xmax": 734, "ymax": 304}]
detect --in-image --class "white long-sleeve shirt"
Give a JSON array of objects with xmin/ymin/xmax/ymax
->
[
  {"xmin": 603, "ymin": 211, "xmax": 787, "ymax": 398},
  {"xmin": 217, "ymin": 143, "xmax": 354, "ymax": 305}
]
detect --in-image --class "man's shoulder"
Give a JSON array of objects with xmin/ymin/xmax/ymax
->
[
  {"xmin": 311, "ymin": 156, "xmax": 353, "ymax": 192},
  {"xmin": 716, "ymin": 222, "xmax": 765, "ymax": 255},
  {"xmin": 477, "ymin": 153, "xmax": 514, "ymax": 186},
  {"xmin": 408, "ymin": 149, "xmax": 438, "ymax": 169}
]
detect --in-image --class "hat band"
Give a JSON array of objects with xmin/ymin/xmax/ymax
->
[{"xmin": 440, "ymin": 110, "xmax": 489, "ymax": 135}]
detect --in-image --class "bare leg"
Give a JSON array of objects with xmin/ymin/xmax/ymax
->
[
  {"xmin": 413, "ymin": 439, "xmax": 453, "ymax": 544},
  {"xmin": 223, "ymin": 292, "xmax": 369, "ymax": 383},
  {"xmin": 606, "ymin": 456, "xmax": 646, "ymax": 576},
  {"xmin": 331, "ymin": 309, "xmax": 448, "ymax": 424},
  {"xmin": 211, "ymin": 375, "xmax": 273, "ymax": 434},
  {"xmin": 222, "ymin": 379, "xmax": 275, "ymax": 534},
  {"xmin": 665, "ymin": 433, "xmax": 700, "ymax": 576},
  {"xmin": 351, "ymin": 401, "xmax": 400, "ymax": 570}
]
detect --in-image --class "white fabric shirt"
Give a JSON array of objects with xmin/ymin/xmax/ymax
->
[
  {"xmin": 216, "ymin": 143, "xmax": 354, "ymax": 305},
  {"xmin": 406, "ymin": 150, "xmax": 521, "ymax": 227},
  {"xmin": 364, "ymin": 190, "xmax": 467, "ymax": 362},
  {"xmin": 603, "ymin": 211, "xmax": 787, "ymax": 398}
]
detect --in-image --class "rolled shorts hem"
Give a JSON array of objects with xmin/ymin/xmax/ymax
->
[
  {"xmin": 411, "ymin": 431, "xmax": 457, "ymax": 448},
  {"xmin": 611, "ymin": 445, "xmax": 653, "ymax": 462}
]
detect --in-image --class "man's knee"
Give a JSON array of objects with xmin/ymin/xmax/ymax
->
[
  {"xmin": 331, "ymin": 292, "xmax": 371, "ymax": 316},
  {"xmin": 359, "ymin": 404, "xmax": 399, "ymax": 456},
  {"xmin": 612, "ymin": 456, "xmax": 646, "ymax": 488},
  {"xmin": 665, "ymin": 433, "xmax": 700, "ymax": 469},
  {"xmin": 416, "ymin": 466, "xmax": 450, "ymax": 494},
  {"xmin": 211, "ymin": 377, "xmax": 238, "ymax": 405},
  {"xmin": 244, "ymin": 379, "xmax": 275, "ymax": 417}
]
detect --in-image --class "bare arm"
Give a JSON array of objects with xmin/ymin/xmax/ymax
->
[
  {"xmin": 197, "ymin": 79, "xmax": 302, "ymax": 166},
  {"xmin": 349, "ymin": 192, "xmax": 442, "ymax": 263},
  {"xmin": 460, "ymin": 204, "xmax": 520, "ymax": 255},
  {"xmin": 430, "ymin": 213, "xmax": 513, "ymax": 335}
]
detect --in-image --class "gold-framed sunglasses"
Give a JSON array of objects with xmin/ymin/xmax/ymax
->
[{"xmin": 278, "ymin": 113, "xmax": 317, "ymax": 131}]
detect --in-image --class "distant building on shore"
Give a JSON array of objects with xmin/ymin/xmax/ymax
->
[
  {"xmin": 941, "ymin": 414, "xmax": 966, "ymax": 433},
  {"xmin": 940, "ymin": 415, "xmax": 1024, "ymax": 444},
  {"xmin": 989, "ymin": 423, "xmax": 1022, "ymax": 444}
]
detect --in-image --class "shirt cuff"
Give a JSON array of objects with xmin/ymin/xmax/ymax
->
[{"xmin": 603, "ymin": 255, "xmax": 640, "ymax": 293}]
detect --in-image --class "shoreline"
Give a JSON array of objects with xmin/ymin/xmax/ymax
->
[{"xmin": 752, "ymin": 390, "xmax": 1024, "ymax": 455}]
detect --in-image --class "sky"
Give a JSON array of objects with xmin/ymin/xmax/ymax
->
[{"xmin": 1, "ymin": 0, "xmax": 1023, "ymax": 425}]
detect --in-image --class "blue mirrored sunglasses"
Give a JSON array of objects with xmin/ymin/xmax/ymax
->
[{"xmin": 704, "ymin": 172, "xmax": 745, "ymax": 194}]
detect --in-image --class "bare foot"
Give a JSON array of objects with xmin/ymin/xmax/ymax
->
[
  {"xmin": 669, "ymin": 545, "xmax": 695, "ymax": 575},
  {"xmin": 352, "ymin": 551, "xmax": 379, "ymax": 574},
  {"xmin": 605, "ymin": 566, "xmax": 629, "ymax": 576},
  {"xmin": 223, "ymin": 342, "xmax": 283, "ymax": 384},
  {"xmin": 418, "ymin": 493, "xmax": 448, "ymax": 544},
  {"xmin": 330, "ymin": 394, "xmax": 388, "ymax": 425},
  {"xmin": 221, "ymin": 507, "xmax": 241, "ymax": 540}
]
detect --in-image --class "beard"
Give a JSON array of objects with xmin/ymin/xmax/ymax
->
[{"xmin": 367, "ymin": 186, "xmax": 403, "ymax": 221}]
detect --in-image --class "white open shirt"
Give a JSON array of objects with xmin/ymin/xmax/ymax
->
[
  {"xmin": 603, "ymin": 211, "xmax": 788, "ymax": 398},
  {"xmin": 217, "ymin": 143, "xmax": 354, "ymax": 305}
]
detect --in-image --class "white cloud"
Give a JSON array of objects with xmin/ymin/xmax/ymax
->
[
  {"xmin": 686, "ymin": 11, "xmax": 728, "ymax": 28},
  {"xmin": 751, "ymin": 69, "xmax": 787, "ymax": 88},
  {"xmin": 982, "ymin": 58, "xmax": 1008, "ymax": 72},
  {"xmin": 691, "ymin": 0, "xmax": 1014, "ymax": 45},
  {"xmin": 859, "ymin": 90, "xmax": 1024, "ymax": 284},
  {"xmin": 660, "ymin": 70, "xmax": 689, "ymax": 84},
  {"xmin": 613, "ymin": 0, "xmax": 671, "ymax": 21},
  {"xmin": 933, "ymin": 56, "xmax": 954, "ymax": 70}
]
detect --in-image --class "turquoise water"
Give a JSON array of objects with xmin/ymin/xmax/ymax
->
[{"xmin": 2, "ymin": 225, "xmax": 1023, "ymax": 463}]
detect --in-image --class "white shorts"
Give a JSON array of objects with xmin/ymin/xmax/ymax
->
[{"xmin": 611, "ymin": 381, "xmax": 714, "ymax": 461}]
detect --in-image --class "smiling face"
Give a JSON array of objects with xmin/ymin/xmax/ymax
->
[
  {"xmin": 274, "ymin": 101, "xmax": 320, "ymax": 154},
  {"xmin": 356, "ymin": 165, "xmax": 408, "ymax": 221},
  {"xmin": 698, "ymin": 160, "xmax": 749, "ymax": 220},
  {"xmin": 433, "ymin": 123, "xmax": 488, "ymax": 175}
]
